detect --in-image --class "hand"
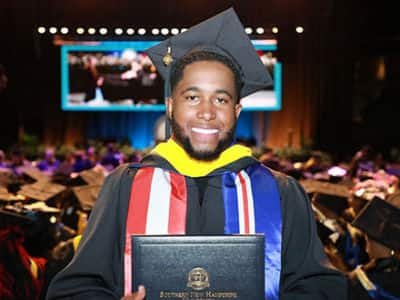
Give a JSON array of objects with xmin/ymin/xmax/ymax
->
[{"xmin": 121, "ymin": 285, "xmax": 146, "ymax": 300}]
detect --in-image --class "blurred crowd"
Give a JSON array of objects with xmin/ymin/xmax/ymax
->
[{"xmin": 1, "ymin": 141, "xmax": 399, "ymax": 299}]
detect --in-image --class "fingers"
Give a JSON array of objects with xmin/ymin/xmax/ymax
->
[{"xmin": 121, "ymin": 285, "xmax": 146, "ymax": 300}]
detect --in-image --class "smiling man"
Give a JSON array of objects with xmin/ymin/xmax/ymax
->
[
  {"xmin": 46, "ymin": 8, "xmax": 346, "ymax": 300},
  {"xmin": 168, "ymin": 57, "xmax": 241, "ymax": 161}
]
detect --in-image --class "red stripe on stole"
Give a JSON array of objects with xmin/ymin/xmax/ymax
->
[
  {"xmin": 168, "ymin": 172, "xmax": 187, "ymax": 234},
  {"xmin": 238, "ymin": 172, "xmax": 250, "ymax": 234},
  {"xmin": 124, "ymin": 168, "xmax": 155, "ymax": 295},
  {"xmin": 127, "ymin": 168, "xmax": 154, "ymax": 233}
]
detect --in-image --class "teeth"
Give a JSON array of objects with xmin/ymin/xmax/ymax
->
[{"xmin": 192, "ymin": 127, "xmax": 218, "ymax": 134}]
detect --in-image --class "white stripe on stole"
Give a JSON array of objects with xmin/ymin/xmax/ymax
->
[
  {"xmin": 240, "ymin": 170, "xmax": 256, "ymax": 233},
  {"xmin": 235, "ymin": 171, "xmax": 256, "ymax": 234},
  {"xmin": 235, "ymin": 173, "xmax": 246, "ymax": 233},
  {"xmin": 145, "ymin": 168, "xmax": 171, "ymax": 234}
]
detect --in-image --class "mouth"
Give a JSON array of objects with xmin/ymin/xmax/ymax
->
[{"xmin": 191, "ymin": 127, "xmax": 219, "ymax": 135}]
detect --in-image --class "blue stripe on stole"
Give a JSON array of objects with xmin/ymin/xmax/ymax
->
[
  {"xmin": 221, "ymin": 172, "xmax": 240, "ymax": 233},
  {"xmin": 222, "ymin": 164, "xmax": 282, "ymax": 300}
]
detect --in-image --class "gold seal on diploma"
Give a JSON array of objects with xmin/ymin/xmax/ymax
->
[{"xmin": 187, "ymin": 267, "xmax": 210, "ymax": 291}]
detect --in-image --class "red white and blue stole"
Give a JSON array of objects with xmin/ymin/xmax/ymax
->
[{"xmin": 124, "ymin": 164, "xmax": 282, "ymax": 300}]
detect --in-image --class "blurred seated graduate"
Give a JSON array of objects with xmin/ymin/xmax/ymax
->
[
  {"xmin": 0, "ymin": 210, "xmax": 47, "ymax": 300},
  {"xmin": 47, "ymin": 8, "xmax": 346, "ymax": 300},
  {"xmin": 347, "ymin": 194, "xmax": 400, "ymax": 299},
  {"xmin": 36, "ymin": 148, "xmax": 60, "ymax": 175}
]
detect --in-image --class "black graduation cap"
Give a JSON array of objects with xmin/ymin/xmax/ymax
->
[
  {"xmin": 146, "ymin": 7, "xmax": 272, "ymax": 99},
  {"xmin": 18, "ymin": 181, "xmax": 66, "ymax": 202},
  {"xmin": 72, "ymin": 184, "xmax": 101, "ymax": 211},
  {"xmin": 352, "ymin": 197, "xmax": 400, "ymax": 251},
  {"xmin": 311, "ymin": 203, "xmax": 340, "ymax": 244},
  {"xmin": 301, "ymin": 179, "xmax": 350, "ymax": 218},
  {"xmin": 316, "ymin": 220, "xmax": 336, "ymax": 244},
  {"xmin": 20, "ymin": 166, "xmax": 51, "ymax": 182},
  {"xmin": 78, "ymin": 168, "xmax": 105, "ymax": 186}
]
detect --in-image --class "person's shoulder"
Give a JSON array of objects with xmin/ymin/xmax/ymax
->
[
  {"xmin": 261, "ymin": 165, "xmax": 299, "ymax": 191},
  {"xmin": 103, "ymin": 163, "xmax": 136, "ymax": 183}
]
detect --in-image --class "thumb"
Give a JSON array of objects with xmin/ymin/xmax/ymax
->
[{"xmin": 136, "ymin": 285, "xmax": 146, "ymax": 299}]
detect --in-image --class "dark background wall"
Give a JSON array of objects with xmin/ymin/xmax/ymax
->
[{"xmin": 0, "ymin": 0, "xmax": 399, "ymax": 159}]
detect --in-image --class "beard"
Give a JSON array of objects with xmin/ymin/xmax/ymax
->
[{"xmin": 170, "ymin": 115, "xmax": 236, "ymax": 161}]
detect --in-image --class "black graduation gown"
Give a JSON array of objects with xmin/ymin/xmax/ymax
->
[{"xmin": 46, "ymin": 155, "xmax": 347, "ymax": 300}]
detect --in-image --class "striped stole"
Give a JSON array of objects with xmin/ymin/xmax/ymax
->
[{"xmin": 124, "ymin": 164, "xmax": 282, "ymax": 300}]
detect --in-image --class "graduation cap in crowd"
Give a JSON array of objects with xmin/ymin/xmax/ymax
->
[
  {"xmin": 0, "ymin": 186, "xmax": 13, "ymax": 201},
  {"xmin": 352, "ymin": 197, "xmax": 400, "ymax": 251},
  {"xmin": 0, "ymin": 167, "xmax": 12, "ymax": 187},
  {"xmin": 301, "ymin": 179, "xmax": 350, "ymax": 219},
  {"xmin": 19, "ymin": 166, "xmax": 51, "ymax": 182},
  {"xmin": 311, "ymin": 203, "xmax": 341, "ymax": 244},
  {"xmin": 316, "ymin": 220, "xmax": 337, "ymax": 244},
  {"xmin": 72, "ymin": 184, "xmax": 101, "ymax": 211},
  {"xmin": 146, "ymin": 7, "xmax": 272, "ymax": 137},
  {"xmin": 18, "ymin": 181, "xmax": 66, "ymax": 202},
  {"xmin": 77, "ymin": 167, "xmax": 105, "ymax": 186}
]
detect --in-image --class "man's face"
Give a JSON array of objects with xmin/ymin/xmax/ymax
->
[{"xmin": 167, "ymin": 60, "xmax": 242, "ymax": 161}]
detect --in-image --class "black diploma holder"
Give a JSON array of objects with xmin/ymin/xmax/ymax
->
[{"xmin": 131, "ymin": 235, "xmax": 265, "ymax": 300}]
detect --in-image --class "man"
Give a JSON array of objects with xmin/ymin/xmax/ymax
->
[{"xmin": 46, "ymin": 8, "xmax": 346, "ymax": 300}]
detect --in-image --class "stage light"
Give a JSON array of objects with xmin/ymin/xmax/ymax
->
[
  {"xmin": 99, "ymin": 27, "xmax": 108, "ymax": 35},
  {"xmin": 37, "ymin": 26, "xmax": 46, "ymax": 34},
  {"xmin": 245, "ymin": 27, "xmax": 253, "ymax": 34},
  {"xmin": 49, "ymin": 216, "xmax": 57, "ymax": 224},
  {"xmin": 126, "ymin": 28, "xmax": 135, "ymax": 35},
  {"xmin": 88, "ymin": 27, "xmax": 96, "ymax": 35},
  {"xmin": 76, "ymin": 27, "xmax": 85, "ymax": 35},
  {"xmin": 256, "ymin": 27, "xmax": 264, "ymax": 34},
  {"xmin": 60, "ymin": 27, "xmax": 69, "ymax": 34},
  {"xmin": 138, "ymin": 28, "xmax": 146, "ymax": 35},
  {"xmin": 115, "ymin": 28, "xmax": 123, "ymax": 35},
  {"xmin": 296, "ymin": 26, "xmax": 304, "ymax": 34},
  {"xmin": 272, "ymin": 26, "xmax": 279, "ymax": 34},
  {"xmin": 181, "ymin": 28, "xmax": 187, "ymax": 33},
  {"xmin": 49, "ymin": 27, "xmax": 57, "ymax": 34},
  {"xmin": 152, "ymin": 28, "xmax": 160, "ymax": 35},
  {"xmin": 171, "ymin": 28, "xmax": 179, "ymax": 35},
  {"xmin": 161, "ymin": 28, "xmax": 169, "ymax": 35}
]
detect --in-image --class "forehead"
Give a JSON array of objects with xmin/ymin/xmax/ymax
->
[{"xmin": 181, "ymin": 60, "xmax": 235, "ymax": 82}]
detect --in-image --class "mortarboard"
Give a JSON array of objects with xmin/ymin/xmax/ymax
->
[
  {"xmin": 146, "ymin": 7, "xmax": 272, "ymax": 99},
  {"xmin": 77, "ymin": 167, "xmax": 105, "ymax": 186},
  {"xmin": 352, "ymin": 197, "xmax": 400, "ymax": 250},
  {"xmin": 312, "ymin": 203, "xmax": 341, "ymax": 244},
  {"xmin": 0, "ymin": 167, "xmax": 12, "ymax": 187},
  {"xmin": 316, "ymin": 220, "xmax": 337, "ymax": 244},
  {"xmin": 18, "ymin": 181, "xmax": 66, "ymax": 202},
  {"xmin": 72, "ymin": 184, "xmax": 101, "ymax": 211},
  {"xmin": 0, "ymin": 186, "xmax": 12, "ymax": 200},
  {"xmin": 300, "ymin": 179, "xmax": 350, "ymax": 198},
  {"xmin": 0, "ymin": 186, "xmax": 25, "ymax": 202},
  {"xmin": 300, "ymin": 179, "xmax": 350, "ymax": 218},
  {"xmin": 20, "ymin": 166, "xmax": 51, "ymax": 182}
]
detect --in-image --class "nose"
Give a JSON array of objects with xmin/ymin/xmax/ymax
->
[{"xmin": 196, "ymin": 99, "xmax": 216, "ymax": 121}]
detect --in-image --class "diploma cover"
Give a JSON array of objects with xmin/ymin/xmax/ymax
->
[{"xmin": 132, "ymin": 235, "xmax": 265, "ymax": 299}]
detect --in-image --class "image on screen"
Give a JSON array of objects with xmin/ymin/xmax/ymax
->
[{"xmin": 61, "ymin": 40, "xmax": 281, "ymax": 111}]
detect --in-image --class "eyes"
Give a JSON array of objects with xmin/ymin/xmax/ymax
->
[{"xmin": 184, "ymin": 94, "xmax": 231, "ymax": 105}]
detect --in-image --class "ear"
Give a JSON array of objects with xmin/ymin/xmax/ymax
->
[
  {"xmin": 235, "ymin": 102, "xmax": 242, "ymax": 119},
  {"xmin": 165, "ymin": 97, "xmax": 173, "ymax": 119}
]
